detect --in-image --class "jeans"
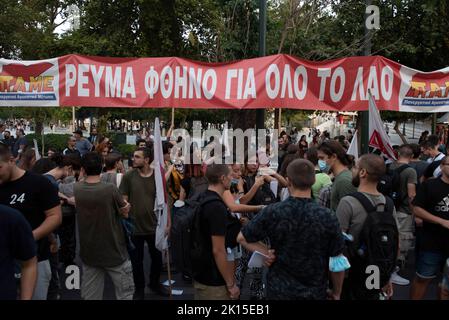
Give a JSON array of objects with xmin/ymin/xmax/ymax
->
[
  {"xmin": 32, "ymin": 260, "xmax": 52, "ymax": 300},
  {"xmin": 129, "ymin": 234, "xmax": 162, "ymax": 290}
]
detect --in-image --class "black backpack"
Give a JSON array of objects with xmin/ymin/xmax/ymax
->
[
  {"xmin": 348, "ymin": 192, "xmax": 399, "ymax": 288},
  {"xmin": 187, "ymin": 176, "xmax": 209, "ymax": 199},
  {"xmin": 171, "ymin": 192, "xmax": 220, "ymax": 277},
  {"xmin": 377, "ymin": 164, "xmax": 409, "ymax": 209},
  {"xmin": 244, "ymin": 175, "xmax": 277, "ymax": 205}
]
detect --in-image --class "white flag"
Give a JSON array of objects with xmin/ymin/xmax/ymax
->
[
  {"xmin": 222, "ymin": 122, "xmax": 231, "ymax": 157},
  {"xmin": 154, "ymin": 118, "xmax": 169, "ymax": 252},
  {"xmin": 33, "ymin": 139, "xmax": 41, "ymax": 160},
  {"xmin": 368, "ymin": 93, "xmax": 397, "ymax": 160},
  {"xmin": 347, "ymin": 130, "xmax": 359, "ymax": 161}
]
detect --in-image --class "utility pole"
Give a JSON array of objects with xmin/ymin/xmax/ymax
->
[
  {"xmin": 257, "ymin": 0, "xmax": 267, "ymax": 141},
  {"xmin": 360, "ymin": 0, "xmax": 373, "ymax": 154}
]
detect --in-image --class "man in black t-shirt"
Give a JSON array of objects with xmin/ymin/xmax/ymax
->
[
  {"xmin": 411, "ymin": 156, "xmax": 449, "ymax": 300},
  {"xmin": 0, "ymin": 144, "xmax": 61, "ymax": 300},
  {"xmin": 192, "ymin": 164, "xmax": 240, "ymax": 300},
  {"xmin": 0, "ymin": 204, "xmax": 37, "ymax": 300}
]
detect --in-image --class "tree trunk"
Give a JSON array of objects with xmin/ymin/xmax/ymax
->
[
  {"xmin": 35, "ymin": 120, "xmax": 44, "ymax": 136},
  {"xmin": 33, "ymin": 109, "xmax": 45, "ymax": 136},
  {"xmin": 394, "ymin": 121, "xmax": 408, "ymax": 144},
  {"xmin": 231, "ymin": 110, "xmax": 256, "ymax": 131}
]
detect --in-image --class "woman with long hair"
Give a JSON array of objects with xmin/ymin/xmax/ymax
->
[{"xmin": 298, "ymin": 134, "xmax": 308, "ymax": 149}]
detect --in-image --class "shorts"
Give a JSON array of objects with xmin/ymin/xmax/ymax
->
[
  {"xmin": 416, "ymin": 251, "xmax": 448, "ymax": 279},
  {"xmin": 442, "ymin": 258, "xmax": 449, "ymax": 292},
  {"xmin": 226, "ymin": 246, "xmax": 242, "ymax": 262}
]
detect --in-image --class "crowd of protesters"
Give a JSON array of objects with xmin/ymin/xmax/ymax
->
[{"xmin": 1, "ymin": 122, "xmax": 449, "ymax": 302}]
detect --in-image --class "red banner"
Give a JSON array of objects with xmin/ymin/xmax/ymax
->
[{"xmin": 1, "ymin": 54, "xmax": 448, "ymax": 111}]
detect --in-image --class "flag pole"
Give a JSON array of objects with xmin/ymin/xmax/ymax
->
[
  {"xmin": 278, "ymin": 108, "xmax": 282, "ymax": 133},
  {"xmin": 171, "ymin": 107, "xmax": 175, "ymax": 128},
  {"xmin": 165, "ymin": 247, "xmax": 173, "ymax": 299}
]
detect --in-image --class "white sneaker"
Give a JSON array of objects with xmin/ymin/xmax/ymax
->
[{"xmin": 391, "ymin": 271, "xmax": 410, "ymax": 286}]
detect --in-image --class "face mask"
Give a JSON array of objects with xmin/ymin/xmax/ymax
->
[
  {"xmin": 231, "ymin": 178, "xmax": 239, "ymax": 185},
  {"xmin": 318, "ymin": 159, "xmax": 328, "ymax": 172}
]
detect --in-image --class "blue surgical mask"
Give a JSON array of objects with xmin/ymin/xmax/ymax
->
[
  {"xmin": 318, "ymin": 159, "xmax": 328, "ymax": 171},
  {"xmin": 231, "ymin": 178, "xmax": 239, "ymax": 185}
]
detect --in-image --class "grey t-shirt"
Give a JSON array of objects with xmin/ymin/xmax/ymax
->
[
  {"xmin": 330, "ymin": 169, "xmax": 357, "ymax": 212},
  {"xmin": 74, "ymin": 181, "xmax": 128, "ymax": 267},
  {"xmin": 336, "ymin": 192, "xmax": 396, "ymax": 247},
  {"xmin": 389, "ymin": 162, "xmax": 417, "ymax": 214}
]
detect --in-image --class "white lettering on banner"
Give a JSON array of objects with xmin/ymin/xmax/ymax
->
[
  {"xmin": 64, "ymin": 64, "xmax": 136, "ymax": 99},
  {"xmin": 202, "ymin": 69, "xmax": 217, "ymax": 100},
  {"xmin": 281, "ymin": 64, "xmax": 293, "ymax": 98},
  {"xmin": 367, "ymin": 66, "xmax": 379, "ymax": 99},
  {"xmin": 188, "ymin": 67, "xmax": 202, "ymax": 99},
  {"xmin": 60, "ymin": 61, "xmax": 398, "ymax": 104},
  {"xmin": 318, "ymin": 68, "xmax": 331, "ymax": 101},
  {"xmin": 225, "ymin": 68, "xmax": 256, "ymax": 100},
  {"xmin": 160, "ymin": 66, "xmax": 173, "ymax": 99},
  {"xmin": 145, "ymin": 66, "xmax": 216, "ymax": 100},
  {"xmin": 145, "ymin": 66, "xmax": 159, "ymax": 98},
  {"xmin": 123, "ymin": 67, "xmax": 136, "ymax": 98},
  {"xmin": 91, "ymin": 65, "xmax": 105, "ymax": 97},
  {"xmin": 351, "ymin": 66, "xmax": 394, "ymax": 101},
  {"xmin": 225, "ymin": 69, "xmax": 238, "ymax": 99},
  {"xmin": 381, "ymin": 66, "xmax": 393, "ymax": 100},
  {"xmin": 330, "ymin": 67, "xmax": 345, "ymax": 102},
  {"xmin": 65, "ymin": 64, "xmax": 76, "ymax": 97},
  {"xmin": 105, "ymin": 66, "xmax": 121, "ymax": 98},
  {"xmin": 294, "ymin": 66, "xmax": 308, "ymax": 100},
  {"xmin": 237, "ymin": 69, "xmax": 244, "ymax": 99},
  {"xmin": 266, "ymin": 64, "xmax": 308, "ymax": 100},
  {"xmin": 266, "ymin": 64, "xmax": 280, "ymax": 99},
  {"xmin": 78, "ymin": 64, "xmax": 90, "ymax": 97},
  {"xmin": 351, "ymin": 67, "xmax": 366, "ymax": 101},
  {"xmin": 175, "ymin": 66, "xmax": 188, "ymax": 99},
  {"xmin": 243, "ymin": 68, "xmax": 256, "ymax": 99}
]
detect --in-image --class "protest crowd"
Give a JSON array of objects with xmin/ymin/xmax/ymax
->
[{"xmin": 1, "ymin": 120, "xmax": 449, "ymax": 301}]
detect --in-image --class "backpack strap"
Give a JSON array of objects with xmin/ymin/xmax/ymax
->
[
  {"xmin": 383, "ymin": 196, "xmax": 394, "ymax": 215},
  {"xmin": 350, "ymin": 192, "xmax": 376, "ymax": 213},
  {"xmin": 350, "ymin": 192, "xmax": 393, "ymax": 214},
  {"xmin": 395, "ymin": 164, "xmax": 410, "ymax": 175}
]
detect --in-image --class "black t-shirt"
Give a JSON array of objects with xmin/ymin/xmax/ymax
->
[
  {"xmin": 0, "ymin": 171, "xmax": 60, "ymax": 261},
  {"xmin": 225, "ymin": 213, "xmax": 241, "ymax": 250},
  {"xmin": 192, "ymin": 190, "xmax": 228, "ymax": 286},
  {"xmin": 0, "ymin": 204, "xmax": 36, "ymax": 300},
  {"xmin": 412, "ymin": 177, "xmax": 449, "ymax": 254}
]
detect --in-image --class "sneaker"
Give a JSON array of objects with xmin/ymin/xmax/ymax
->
[
  {"xmin": 149, "ymin": 284, "xmax": 170, "ymax": 297},
  {"xmin": 391, "ymin": 271, "xmax": 410, "ymax": 286}
]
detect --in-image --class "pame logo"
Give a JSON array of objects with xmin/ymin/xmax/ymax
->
[
  {"xmin": 403, "ymin": 72, "xmax": 449, "ymax": 107},
  {"xmin": 0, "ymin": 62, "xmax": 56, "ymax": 101}
]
